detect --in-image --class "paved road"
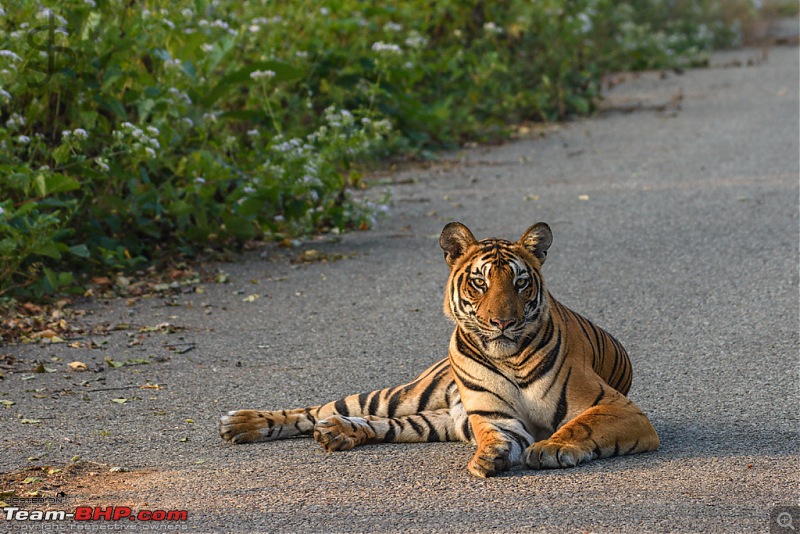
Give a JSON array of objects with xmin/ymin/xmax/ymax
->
[{"xmin": 1, "ymin": 46, "xmax": 798, "ymax": 533}]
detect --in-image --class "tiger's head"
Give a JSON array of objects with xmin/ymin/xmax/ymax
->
[{"xmin": 440, "ymin": 222, "xmax": 553, "ymax": 359}]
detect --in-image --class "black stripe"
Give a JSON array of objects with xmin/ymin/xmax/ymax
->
[
  {"xmin": 469, "ymin": 409, "xmax": 517, "ymax": 420},
  {"xmin": 304, "ymin": 407, "xmax": 316, "ymax": 424},
  {"xmin": 383, "ymin": 421, "xmax": 397, "ymax": 442},
  {"xmin": 551, "ymin": 367, "xmax": 572, "ymax": 430},
  {"xmin": 419, "ymin": 413, "xmax": 441, "ymax": 442},
  {"xmin": 519, "ymin": 330, "xmax": 562, "ymax": 388},
  {"xmin": 461, "ymin": 417, "xmax": 473, "ymax": 440},
  {"xmin": 334, "ymin": 399, "xmax": 349, "ymax": 416},
  {"xmin": 416, "ymin": 368, "xmax": 446, "ymax": 412},
  {"xmin": 387, "ymin": 391, "xmax": 401, "ymax": 418},
  {"xmin": 540, "ymin": 340, "xmax": 569, "ymax": 399},
  {"xmin": 357, "ymin": 392, "xmax": 369, "ymax": 411},
  {"xmin": 407, "ymin": 416, "xmax": 424, "ymax": 436},
  {"xmin": 591, "ymin": 386, "xmax": 606, "ymax": 407},
  {"xmin": 456, "ymin": 373, "xmax": 514, "ymax": 405},
  {"xmin": 503, "ymin": 428, "xmax": 531, "ymax": 450},
  {"xmin": 367, "ymin": 390, "xmax": 381, "ymax": 415}
]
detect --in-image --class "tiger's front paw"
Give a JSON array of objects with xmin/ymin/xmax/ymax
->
[
  {"xmin": 219, "ymin": 410, "xmax": 269, "ymax": 443},
  {"xmin": 468, "ymin": 442, "xmax": 511, "ymax": 478},
  {"xmin": 523, "ymin": 439, "xmax": 593, "ymax": 469},
  {"xmin": 313, "ymin": 415, "xmax": 371, "ymax": 452}
]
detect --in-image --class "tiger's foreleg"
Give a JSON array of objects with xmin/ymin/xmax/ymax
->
[
  {"xmin": 523, "ymin": 394, "xmax": 659, "ymax": 469},
  {"xmin": 465, "ymin": 413, "xmax": 536, "ymax": 478},
  {"xmin": 220, "ymin": 359, "xmax": 453, "ymax": 444}
]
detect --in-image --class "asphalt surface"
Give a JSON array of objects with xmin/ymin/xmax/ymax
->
[{"xmin": 1, "ymin": 45, "xmax": 798, "ymax": 533}]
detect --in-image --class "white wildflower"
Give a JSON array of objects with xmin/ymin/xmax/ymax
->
[
  {"xmin": 146, "ymin": 126, "xmax": 160, "ymax": 136},
  {"xmin": 62, "ymin": 130, "xmax": 71, "ymax": 139},
  {"xmin": 483, "ymin": 21, "xmax": 503, "ymax": 34},
  {"xmin": 371, "ymin": 42, "xmax": 402, "ymax": 54},
  {"xmin": 201, "ymin": 43, "xmax": 214, "ymax": 52},
  {"xmin": 405, "ymin": 32, "xmax": 427, "ymax": 49},
  {"xmin": 250, "ymin": 69, "xmax": 276, "ymax": 80},
  {"xmin": 181, "ymin": 8, "xmax": 193, "ymax": 19},
  {"xmin": 182, "ymin": 117, "xmax": 194, "ymax": 127},
  {"xmin": 0, "ymin": 206, "xmax": 5, "ymax": 216},
  {"xmin": 249, "ymin": 25, "xmax": 261, "ymax": 33},
  {"xmin": 72, "ymin": 128, "xmax": 88, "ymax": 140},
  {"xmin": 243, "ymin": 186, "xmax": 256, "ymax": 194},
  {"xmin": 320, "ymin": 7, "xmax": 329, "ymax": 16},
  {"xmin": 194, "ymin": 177, "xmax": 206, "ymax": 184},
  {"xmin": 578, "ymin": 12, "xmax": 592, "ymax": 34},
  {"xmin": 5, "ymin": 113, "xmax": 25, "ymax": 129},
  {"xmin": 95, "ymin": 157, "xmax": 110, "ymax": 172},
  {"xmin": 273, "ymin": 215, "xmax": 284, "ymax": 222},
  {"xmin": 17, "ymin": 135, "xmax": 30, "ymax": 144},
  {"xmin": 295, "ymin": 51, "xmax": 309, "ymax": 58},
  {"xmin": 247, "ymin": 129, "xmax": 259, "ymax": 137},
  {"xmin": 0, "ymin": 50, "xmax": 21, "ymax": 62},
  {"xmin": 383, "ymin": 22, "xmax": 403, "ymax": 32},
  {"xmin": 145, "ymin": 147, "xmax": 156, "ymax": 158}
]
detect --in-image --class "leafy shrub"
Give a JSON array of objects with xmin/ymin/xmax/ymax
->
[{"xmin": 0, "ymin": 0, "xmax": 752, "ymax": 299}]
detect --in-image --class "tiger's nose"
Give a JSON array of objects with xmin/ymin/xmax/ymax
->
[{"xmin": 490, "ymin": 318, "xmax": 516, "ymax": 331}]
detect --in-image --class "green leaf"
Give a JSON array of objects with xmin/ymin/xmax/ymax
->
[
  {"xmin": 34, "ymin": 173, "xmax": 80, "ymax": 197},
  {"xmin": 69, "ymin": 244, "xmax": 91, "ymax": 258},
  {"xmin": 32, "ymin": 242, "xmax": 63, "ymax": 260},
  {"xmin": 111, "ymin": 398, "xmax": 128, "ymax": 404}
]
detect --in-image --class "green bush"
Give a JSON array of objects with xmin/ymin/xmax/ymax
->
[{"xmin": 0, "ymin": 0, "xmax": 749, "ymax": 299}]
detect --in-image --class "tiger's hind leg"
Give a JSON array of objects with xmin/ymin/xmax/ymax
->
[
  {"xmin": 313, "ymin": 404, "xmax": 472, "ymax": 451},
  {"xmin": 220, "ymin": 408, "xmax": 321, "ymax": 443},
  {"xmin": 314, "ymin": 385, "xmax": 471, "ymax": 451},
  {"xmin": 220, "ymin": 359, "xmax": 453, "ymax": 444}
]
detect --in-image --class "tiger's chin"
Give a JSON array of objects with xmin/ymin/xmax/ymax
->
[{"xmin": 484, "ymin": 337, "xmax": 522, "ymax": 359}]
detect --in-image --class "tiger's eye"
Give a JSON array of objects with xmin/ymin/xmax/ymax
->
[
  {"xmin": 471, "ymin": 278, "xmax": 486, "ymax": 290},
  {"xmin": 515, "ymin": 278, "xmax": 529, "ymax": 290}
]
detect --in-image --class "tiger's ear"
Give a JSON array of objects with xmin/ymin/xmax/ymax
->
[
  {"xmin": 440, "ymin": 222, "xmax": 477, "ymax": 267},
  {"xmin": 519, "ymin": 222, "xmax": 553, "ymax": 264}
]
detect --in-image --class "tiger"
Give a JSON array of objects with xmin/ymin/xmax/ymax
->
[{"xmin": 220, "ymin": 222, "xmax": 659, "ymax": 477}]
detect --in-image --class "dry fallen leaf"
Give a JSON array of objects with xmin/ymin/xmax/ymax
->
[
  {"xmin": 68, "ymin": 361, "xmax": 88, "ymax": 372},
  {"xmin": 242, "ymin": 294, "xmax": 260, "ymax": 303}
]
